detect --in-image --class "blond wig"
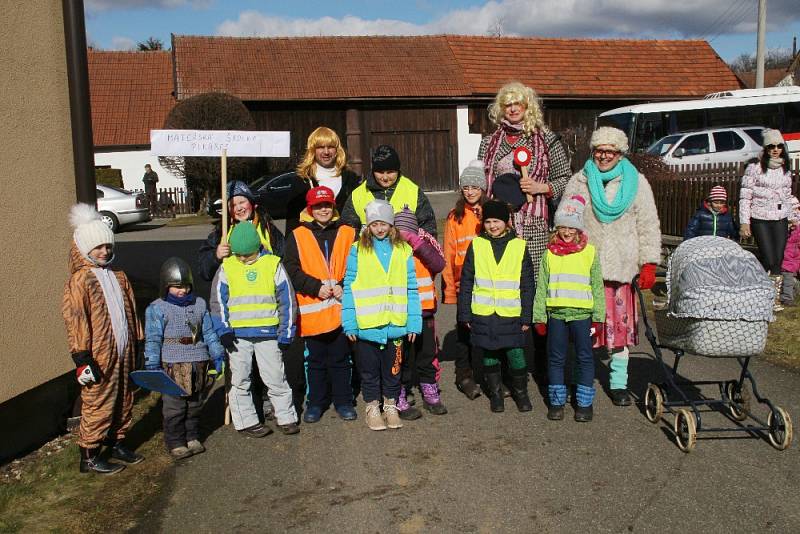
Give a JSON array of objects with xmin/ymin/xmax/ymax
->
[
  {"xmin": 296, "ymin": 126, "xmax": 347, "ymax": 180},
  {"xmin": 488, "ymin": 81, "xmax": 546, "ymax": 135}
]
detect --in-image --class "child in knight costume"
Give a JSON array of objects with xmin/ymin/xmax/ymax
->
[{"xmin": 145, "ymin": 257, "xmax": 225, "ymax": 459}]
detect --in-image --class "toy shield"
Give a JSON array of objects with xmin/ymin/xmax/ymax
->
[{"xmin": 130, "ymin": 370, "xmax": 188, "ymax": 397}]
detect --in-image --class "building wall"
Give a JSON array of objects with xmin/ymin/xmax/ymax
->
[
  {"xmin": 0, "ymin": 2, "xmax": 76, "ymax": 404},
  {"xmin": 456, "ymin": 106, "xmax": 483, "ymax": 173},
  {"xmin": 95, "ymin": 148, "xmax": 185, "ymax": 190}
]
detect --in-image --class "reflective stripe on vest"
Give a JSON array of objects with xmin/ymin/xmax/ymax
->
[
  {"xmin": 351, "ymin": 176, "xmax": 419, "ymax": 225},
  {"xmin": 351, "ymin": 242, "xmax": 411, "ymax": 329},
  {"xmin": 414, "ymin": 258, "xmax": 436, "ymax": 310},
  {"xmin": 545, "ymin": 244, "xmax": 596, "ymax": 309},
  {"xmin": 222, "ymin": 254, "xmax": 280, "ymax": 327},
  {"xmin": 293, "ymin": 225, "xmax": 355, "ymax": 336},
  {"xmin": 227, "ymin": 222, "xmax": 272, "ymax": 253},
  {"xmin": 470, "ymin": 236, "xmax": 526, "ymax": 317}
]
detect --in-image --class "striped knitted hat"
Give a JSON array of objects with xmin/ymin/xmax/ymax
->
[{"xmin": 708, "ymin": 185, "xmax": 727, "ymax": 202}]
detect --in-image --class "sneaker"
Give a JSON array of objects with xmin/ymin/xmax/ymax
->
[
  {"xmin": 574, "ymin": 405, "xmax": 593, "ymax": 422},
  {"xmin": 383, "ymin": 399, "xmax": 403, "ymax": 429},
  {"xmin": 170, "ymin": 446, "xmax": 194, "ymax": 460},
  {"xmin": 610, "ymin": 389, "xmax": 632, "ymax": 407},
  {"xmin": 110, "ymin": 443, "xmax": 144, "ymax": 465},
  {"xmin": 186, "ymin": 440, "xmax": 205, "ymax": 454},
  {"xmin": 547, "ymin": 405, "xmax": 565, "ymax": 421},
  {"xmin": 335, "ymin": 404, "xmax": 357, "ymax": 421},
  {"xmin": 303, "ymin": 405, "xmax": 324, "ymax": 423},
  {"xmin": 277, "ymin": 422, "xmax": 300, "ymax": 435},
  {"xmin": 365, "ymin": 400, "xmax": 387, "ymax": 431},
  {"xmin": 239, "ymin": 423, "xmax": 273, "ymax": 438}
]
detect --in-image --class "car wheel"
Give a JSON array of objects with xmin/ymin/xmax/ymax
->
[{"xmin": 100, "ymin": 211, "xmax": 119, "ymax": 233}]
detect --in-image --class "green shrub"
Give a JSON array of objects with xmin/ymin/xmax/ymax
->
[{"xmin": 95, "ymin": 167, "xmax": 123, "ymax": 188}]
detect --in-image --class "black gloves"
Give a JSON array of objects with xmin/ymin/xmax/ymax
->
[{"xmin": 220, "ymin": 333, "xmax": 237, "ymax": 351}]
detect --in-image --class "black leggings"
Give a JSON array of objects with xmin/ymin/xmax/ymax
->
[{"xmin": 751, "ymin": 218, "xmax": 788, "ymax": 274}]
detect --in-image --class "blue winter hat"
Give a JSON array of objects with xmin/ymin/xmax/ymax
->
[{"xmin": 227, "ymin": 180, "xmax": 256, "ymax": 203}]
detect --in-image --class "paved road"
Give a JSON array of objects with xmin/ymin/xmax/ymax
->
[{"xmin": 117, "ymin": 220, "xmax": 800, "ymax": 534}]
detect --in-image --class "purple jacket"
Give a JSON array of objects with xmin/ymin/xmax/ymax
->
[{"xmin": 782, "ymin": 225, "xmax": 800, "ymax": 274}]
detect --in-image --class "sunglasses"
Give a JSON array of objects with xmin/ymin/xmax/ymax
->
[{"xmin": 765, "ymin": 144, "xmax": 783, "ymax": 150}]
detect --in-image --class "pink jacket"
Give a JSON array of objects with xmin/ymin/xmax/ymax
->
[
  {"xmin": 781, "ymin": 225, "xmax": 800, "ymax": 274},
  {"xmin": 739, "ymin": 163, "xmax": 794, "ymax": 224}
]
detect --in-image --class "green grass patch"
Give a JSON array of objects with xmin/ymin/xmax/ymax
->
[
  {"xmin": 763, "ymin": 305, "xmax": 800, "ymax": 371},
  {"xmin": 165, "ymin": 214, "xmax": 216, "ymax": 227}
]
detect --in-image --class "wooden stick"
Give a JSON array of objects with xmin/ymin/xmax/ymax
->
[
  {"xmin": 520, "ymin": 165, "xmax": 534, "ymax": 204},
  {"xmin": 221, "ymin": 148, "xmax": 228, "ymax": 243}
]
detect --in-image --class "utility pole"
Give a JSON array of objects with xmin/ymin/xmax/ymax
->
[{"xmin": 755, "ymin": 0, "xmax": 767, "ymax": 88}]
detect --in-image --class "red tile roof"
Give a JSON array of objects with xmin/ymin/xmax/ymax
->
[
  {"xmin": 88, "ymin": 50, "xmax": 175, "ymax": 147},
  {"xmin": 445, "ymin": 36, "xmax": 743, "ymax": 98},
  {"xmin": 737, "ymin": 68, "xmax": 793, "ymax": 89},
  {"xmin": 172, "ymin": 35, "xmax": 470, "ymax": 100}
]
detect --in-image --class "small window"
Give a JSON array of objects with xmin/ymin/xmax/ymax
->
[
  {"xmin": 96, "ymin": 189, "xmax": 104, "ymax": 198},
  {"xmin": 676, "ymin": 134, "xmax": 710, "ymax": 156},
  {"xmin": 712, "ymin": 131, "xmax": 745, "ymax": 152},
  {"xmin": 743, "ymin": 128, "xmax": 764, "ymax": 145}
]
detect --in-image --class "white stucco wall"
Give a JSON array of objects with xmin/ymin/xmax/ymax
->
[
  {"xmin": 456, "ymin": 105, "xmax": 484, "ymax": 174},
  {"xmin": 94, "ymin": 148, "xmax": 185, "ymax": 190}
]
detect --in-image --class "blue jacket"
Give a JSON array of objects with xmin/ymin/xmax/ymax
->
[
  {"xmin": 144, "ymin": 296, "xmax": 224, "ymax": 367},
  {"xmin": 209, "ymin": 250, "xmax": 297, "ymax": 345},
  {"xmin": 342, "ymin": 237, "xmax": 422, "ymax": 344},
  {"xmin": 684, "ymin": 202, "xmax": 738, "ymax": 241}
]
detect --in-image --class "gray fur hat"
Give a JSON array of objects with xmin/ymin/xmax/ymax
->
[{"xmin": 459, "ymin": 160, "xmax": 487, "ymax": 190}]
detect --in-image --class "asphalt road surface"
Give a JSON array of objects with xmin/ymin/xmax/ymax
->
[{"xmin": 116, "ymin": 217, "xmax": 800, "ymax": 534}]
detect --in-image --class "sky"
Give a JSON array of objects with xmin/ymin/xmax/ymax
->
[{"xmin": 84, "ymin": 0, "xmax": 800, "ymax": 64}]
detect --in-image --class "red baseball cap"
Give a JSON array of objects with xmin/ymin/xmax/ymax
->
[{"xmin": 306, "ymin": 186, "xmax": 335, "ymax": 209}]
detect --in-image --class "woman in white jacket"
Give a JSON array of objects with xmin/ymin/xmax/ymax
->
[
  {"xmin": 739, "ymin": 129, "xmax": 794, "ymax": 311},
  {"xmin": 560, "ymin": 127, "xmax": 662, "ymax": 407}
]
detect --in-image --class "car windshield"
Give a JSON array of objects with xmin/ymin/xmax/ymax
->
[{"xmin": 647, "ymin": 135, "xmax": 683, "ymax": 156}]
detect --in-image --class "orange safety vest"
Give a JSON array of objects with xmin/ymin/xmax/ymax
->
[
  {"xmin": 293, "ymin": 224, "xmax": 355, "ymax": 336},
  {"xmin": 415, "ymin": 258, "xmax": 436, "ymax": 311},
  {"xmin": 443, "ymin": 206, "xmax": 481, "ymax": 303}
]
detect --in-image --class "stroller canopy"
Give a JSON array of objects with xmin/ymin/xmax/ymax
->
[{"xmin": 667, "ymin": 236, "xmax": 773, "ymax": 321}]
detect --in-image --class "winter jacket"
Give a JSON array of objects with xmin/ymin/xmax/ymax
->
[
  {"xmin": 144, "ymin": 297, "xmax": 224, "ymax": 367},
  {"xmin": 561, "ymin": 169, "xmax": 662, "ymax": 283},
  {"xmin": 532, "ymin": 245, "xmax": 606, "ymax": 324},
  {"xmin": 340, "ymin": 173, "xmax": 438, "ymax": 237},
  {"xmin": 342, "ymin": 237, "xmax": 422, "ymax": 344},
  {"xmin": 739, "ymin": 162, "xmax": 794, "ymax": 224},
  {"xmin": 782, "ymin": 225, "xmax": 800, "ymax": 274},
  {"xmin": 684, "ymin": 202, "xmax": 738, "ymax": 241},
  {"xmin": 442, "ymin": 205, "xmax": 482, "ymax": 304},
  {"xmin": 209, "ymin": 251, "xmax": 297, "ymax": 345},
  {"xmin": 197, "ymin": 206, "xmax": 285, "ymax": 282},
  {"xmin": 285, "ymin": 169, "xmax": 361, "ymax": 234},
  {"xmin": 456, "ymin": 230, "xmax": 535, "ymax": 351},
  {"xmin": 282, "ymin": 219, "xmax": 354, "ymax": 298}
]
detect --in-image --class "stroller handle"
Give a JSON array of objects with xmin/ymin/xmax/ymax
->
[{"xmin": 631, "ymin": 271, "xmax": 665, "ymax": 347}]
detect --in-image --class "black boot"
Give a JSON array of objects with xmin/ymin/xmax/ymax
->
[
  {"xmin": 510, "ymin": 373, "xmax": 533, "ymax": 412},
  {"xmin": 105, "ymin": 439, "xmax": 145, "ymax": 464},
  {"xmin": 485, "ymin": 370, "xmax": 505, "ymax": 413},
  {"xmin": 455, "ymin": 367, "xmax": 482, "ymax": 400},
  {"xmin": 79, "ymin": 447, "xmax": 125, "ymax": 475}
]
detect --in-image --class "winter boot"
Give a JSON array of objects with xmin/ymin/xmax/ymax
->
[
  {"xmin": 609, "ymin": 347, "xmax": 631, "ymax": 406},
  {"xmin": 382, "ymin": 398, "xmax": 403, "ymax": 429},
  {"xmin": 397, "ymin": 386, "xmax": 422, "ymax": 420},
  {"xmin": 547, "ymin": 384, "xmax": 567, "ymax": 420},
  {"xmin": 105, "ymin": 439, "xmax": 144, "ymax": 465},
  {"xmin": 421, "ymin": 383, "xmax": 448, "ymax": 415},
  {"xmin": 574, "ymin": 405, "xmax": 594, "ymax": 422},
  {"xmin": 455, "ymin": 367, "xmax": 481, "ymax": 400},
  {"xmin": 365, "ymin": 400, "xmax": 387, "ymax": 431},
  {"xmin": 772, "ymin": 275, "xmax": 785, "ymax": 312},
  {"xmin": 574, "ymin": 384, "xmax": 596, "ymax": 422},
  {"xmin": 485, "ymin": 370, "xmax": 505, "ymax": 413},
  {"xmin": 509, "ymin": 373, "xmax": 532, "ymax": 412},
  {"xmin": 79, "ymin": 447, "xmax": 125, "ymax": 475}
]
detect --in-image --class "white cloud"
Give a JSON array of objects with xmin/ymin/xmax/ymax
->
[
  {"xmin": 86, "ymin": 0, "xmax": 210, "ymax": 12},
  {"xmin": 216, "ymin": 0, "xmax": 800, "ymax": 41},
  {"xmin": 111, "ymin": 36, "xmax": 136, "ymax": 50}
]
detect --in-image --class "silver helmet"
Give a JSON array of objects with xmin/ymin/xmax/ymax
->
[{"xmin": 159, "ymin": 257, "xmax": 194, "ymax": 297}]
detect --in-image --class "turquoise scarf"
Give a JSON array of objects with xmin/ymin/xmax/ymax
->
[{"xmin": 583, "ymin": 158, "xmax": 639, "ymax": 223}]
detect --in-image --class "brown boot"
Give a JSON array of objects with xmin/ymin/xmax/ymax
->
[{"xmin": 455, "ymin": 368, "xmax": 482, "ymax": 400}]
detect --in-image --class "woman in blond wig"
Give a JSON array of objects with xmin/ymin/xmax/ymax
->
[
  {"xmin": 285, "ymin": 126, "xmax": 361, "ymax": 233},
  {"xmin": 479, "ymin": 82, "xmax": 572, "ymax": 380}
]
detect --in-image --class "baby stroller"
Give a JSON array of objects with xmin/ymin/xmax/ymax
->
[{"xmin": 635, "ymin": 236, "xmax": 792, "ymax": 452}]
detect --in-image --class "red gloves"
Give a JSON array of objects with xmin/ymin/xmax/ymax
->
[
  {"xmin": 534, "ymin": 323, "xmax": 547, "ymax": 336},
  {"xmin": 591, "ymin": 322, "xmax": 604, "ymax": 339},
  {"xmin": 638, "ymin": 263, "xmax": 657, "ymax": 290},
  {"xmin": 76, "ymin": 365, "xmax": 97, "ymax": 386}
]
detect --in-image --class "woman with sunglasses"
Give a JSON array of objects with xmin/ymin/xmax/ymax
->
[
  {"xmin": 560, "ymin": 127, "xmax": 662, "ymax": 407},
  {"xmin": 740, "ymin": 129, "xmax": 795, "ymax": 312}
]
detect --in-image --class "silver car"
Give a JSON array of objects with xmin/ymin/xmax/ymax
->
[
  {"xmin": 96, "ymin": 184, "xmax": 151, "ymax": 232},
  {"xmin": 647, "ymin": 126, "xmax": 764, "ymax": 166}
]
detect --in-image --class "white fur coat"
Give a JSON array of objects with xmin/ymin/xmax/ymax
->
[{"xmin": 561, "ymin": 170, "xmax": 662, "ymax": 283}]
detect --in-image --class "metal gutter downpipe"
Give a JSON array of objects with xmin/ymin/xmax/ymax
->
[{"xmin": 62, "ymin": 0, "xmax": 96, "ymax": 204}]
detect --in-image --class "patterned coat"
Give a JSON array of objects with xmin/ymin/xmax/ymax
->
[
  {"xmin": 739, "ymin": 163, "xmax": 794, "ymax": 224},
  {"xmin": 62, "ymin": 244, "xmax": 143, "ymax": 448}
]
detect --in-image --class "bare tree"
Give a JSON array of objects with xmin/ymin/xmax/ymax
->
[
  {"xmin": 487, "ymin": 16, "xmax": 505, "ymax": 37},
  {"xmin": 729, "ymin": 48, "xmax": 794, "ymax": 72},
  {"xmin": 159, "ymin": 92, "xmax": 256, "ymax": 213},
  {"xmin": 137, "ymin": 37, "xmax": 164, "ymax": 51}
]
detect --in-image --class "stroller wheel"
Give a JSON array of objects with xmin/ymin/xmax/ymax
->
[
  {"xmin": 674, "ymin": 409, "xmax": 697, "ymax": 452},
  {"xmin": 725, "ymin": 381, "xmax": 750, "ymax": 422},
  {"xmin": 644, "ymin": 383, "xmax": 664, "ymax": 424},
  {"xmin": 767, "ymin": 406, "xmax": 793, "ymax": 451}
]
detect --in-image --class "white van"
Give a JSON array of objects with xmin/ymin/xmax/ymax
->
[{"xmin": 646, "ymin": 126, "xmax": 764, "ymax": 166}]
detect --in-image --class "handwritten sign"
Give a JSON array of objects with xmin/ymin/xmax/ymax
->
[{"xmin": 150, "ymin": 130, "xmax": 290, "ymax": 157}]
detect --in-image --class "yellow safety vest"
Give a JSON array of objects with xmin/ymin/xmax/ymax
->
[
  {"xmin": 227, "ymin": 222, "xmax": 272, "ymax": 253},
  {"xmin": 545, "ymin": 244, "xmax": 596, "ymax": 309},
  {"xmin": 351, "ymin": 242, "xmax": 412, "ymax": 329},
  {"xmin": 351, "ymin": 176, "xmax": 419, "ymax": 225},
  {"xmin": 222, "ymin": 254, "xmax": 280, "ymax": 328},
  {"xmin": 471, "ymin": 236, "xmax": 526, "ymax": 317}
]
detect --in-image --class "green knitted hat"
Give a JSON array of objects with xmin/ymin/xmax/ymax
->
[{"xmin": 229, "ymin": 221, "xmax": 261, "ymax": 255}]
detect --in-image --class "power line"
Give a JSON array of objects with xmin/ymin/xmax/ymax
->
[
  {"xmin": 699, "ymin": 0, "xmax": 749, "ymax": 41},
  {"xmin": 708, "ymin": 0, "xmax": 755, "ymax": 43}
]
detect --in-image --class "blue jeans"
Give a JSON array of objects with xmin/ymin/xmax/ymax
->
[{"xmin": 547, "ymin": 317, "xmax": 594, "ymax": 388}]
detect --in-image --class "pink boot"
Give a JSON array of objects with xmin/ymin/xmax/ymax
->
[
  {"xmin": 397, "ymin": 386, "xmax": 421, "ymax": 421},
  {"xmin": 420, "ymin": 383, "xmax": 448, "ymax": 415}
]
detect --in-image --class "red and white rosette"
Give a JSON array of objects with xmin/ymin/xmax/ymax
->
[{"xmin": 513, "ymin": 146, "xmax": 532, "ymax": 169}]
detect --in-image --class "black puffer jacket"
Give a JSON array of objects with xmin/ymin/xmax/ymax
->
[
  {"xmin": 457, "ymin": 230, "xmax": 535, "ymax": 351},
  {"xmin": 683, "ymin": 202, "xmax": 738, "ymax": 241},
  {"xmin": 284, "ymin": 169, "xmax": 361, "ymax": 235}
]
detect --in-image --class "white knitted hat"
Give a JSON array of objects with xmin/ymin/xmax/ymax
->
[
  {"xmin": 590, "ymin": 126, "xmax": 629, "ymax": 153},
  {"xmin": 365, "ymin": 199, "xmax": 395, "ymax": 226},
  {"xmin": 70, "ymin": 203, "xmax": 114, "ymax": 256},
  {"xmin": 762, "ymin": 129, "xmax": 785, "ymax": 147}
]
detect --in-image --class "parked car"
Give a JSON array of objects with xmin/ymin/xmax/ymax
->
[
  {"xmin": 208, "ymin": 172, "xmax": 295, "ymax": 220},
  {"xmin": 646, "ymin": 126, "xmax": 764, "ymax": 166},
  {"xmin": 96, "ymin": 184, "xmax": 151, "ymax": 232}
]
